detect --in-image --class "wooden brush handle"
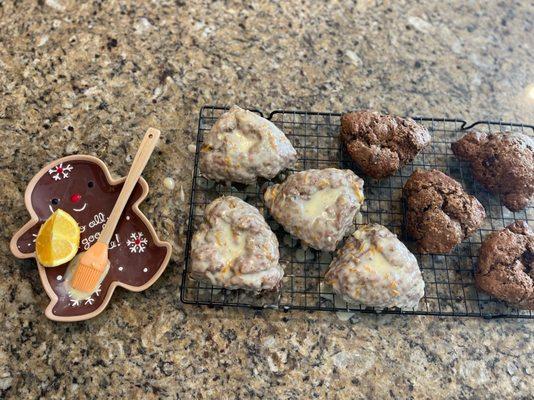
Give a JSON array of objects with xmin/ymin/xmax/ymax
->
[{"xmin": 98, "ymin": 128, "xmax": 160, "ymax": 244}]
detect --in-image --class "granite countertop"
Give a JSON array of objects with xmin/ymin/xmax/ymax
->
[{"xmin": 1, "ymin": 0, "xmax": 533, "ymax": 398}]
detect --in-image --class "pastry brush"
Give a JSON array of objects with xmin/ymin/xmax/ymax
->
[{"xmin": 70, "ymin": 128, "xmax": 160, "ymax": 294}]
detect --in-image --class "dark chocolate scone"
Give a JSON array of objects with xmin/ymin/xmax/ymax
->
[
  {"xmin": 403, "ymin": 169, "xmax": 486, "ymax": 254},
  {"xmin": 451, "ymin": 131, "xmax": 534, "ymax": 211},
  {"xmin": 475, "ymin": 221, "xmax": 534, "ymax": 310},
  {"xmin": 340, "ymin": 110, "xmax": 431, "ymax": 179}
]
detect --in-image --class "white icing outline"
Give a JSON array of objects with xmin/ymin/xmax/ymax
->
[{"xmin": 72, "ymin": 203, "xmax": 87, "ymax": 212}]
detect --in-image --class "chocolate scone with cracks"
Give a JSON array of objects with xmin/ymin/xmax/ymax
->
[
  {"xmin": 191, "ymin": 196, "xmax": 284, "ymax": 291},
  {"xmin": 200, "ymin": 105, "xmax": 297, "ymax": 184},
  {"xmin": 263, "ymin": 168, "xmax": 365, "ymax": 251},
  {"xmin": 325, "ymin": 224, "xmax": 425, "ymax": 309},
  {"xmin": 452, "ymin": 131, "xmax": 534, "ymax": 211},
  {"xmin": 475, "ymin": 221, "xmax": 534, "ymax": 310},
  {"xmin": 340, "ymin": 110, "xmax": 431, "ymax": 179},
  {"xmin": 403, "ymin": 169, "xmax": 486, "ymax": 254}
]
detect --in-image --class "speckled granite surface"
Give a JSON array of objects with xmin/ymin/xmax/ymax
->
[{"xmin": 1, "ymin": 0, "xmax": 533, "ymax": 398}]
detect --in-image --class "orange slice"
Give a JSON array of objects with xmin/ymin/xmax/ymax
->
[{"xmin": 36, "ymin": 209, "xmax": 80, "ymax": 267}]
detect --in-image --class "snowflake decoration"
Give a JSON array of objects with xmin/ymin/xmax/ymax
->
[
  {"xmin": 67, "ymin": 285, "xmax": 101, "ymax": 307},
  {"xmin": 48, "ymin": 163, "xmax": 73, "ymax": 181},
  {"xmin": 126, "ymin": 232, "xmax": 148, "ymax": 253}
]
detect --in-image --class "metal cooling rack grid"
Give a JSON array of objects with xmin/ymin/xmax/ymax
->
[{"xmin": 180, "ymin": 106, "xmax": 534, "ymax": 319}]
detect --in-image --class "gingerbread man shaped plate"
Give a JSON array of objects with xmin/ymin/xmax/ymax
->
[{"xmin": 10, "ymin": 155, "xmax": 172, "ymax": 322}]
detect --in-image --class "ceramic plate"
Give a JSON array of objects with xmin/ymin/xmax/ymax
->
[{"xmin": 10, "ymin": 155, "xmax": 172, "ymax": 322}]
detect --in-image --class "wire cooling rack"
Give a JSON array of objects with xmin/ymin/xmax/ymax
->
[{"xmin": 180, "ymin": 106, "xmax": 534, "ymax": 319}]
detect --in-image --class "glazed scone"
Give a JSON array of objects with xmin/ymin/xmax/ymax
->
[
  {"xmin": 340, "ymin": 110, "xmax": 431, "ymax": 179},
  {"xmin": 403, "ymin": 169, "xmax": 486, "ymax": 254},
  {"xmin": 263, "ymin": 168, "xmax": 364, "ymax": 251},
  {"xmin": 190, "ymin": 196, "xmax": 283, "ymax": 291},
  {"xmin": 475, "ymin": 221, "xmax": 534, "ymax": 310},
  {"xmin": 325, "ymin": 224, "xmax": 425, "ymax": 309},
  {"xmin": 199, "ymin": 105, "xmax": 297, "ymax": 183},
  {"xmin": 451, "ymin": 131, "xmax": 534, "ymax": 211}
]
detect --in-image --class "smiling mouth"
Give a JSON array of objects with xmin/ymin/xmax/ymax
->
[
  {"xmin": 48, "ymin": 202, "xmax": 87, "ymax": 215},
  {"xmin": 73, "ymin": 203, "xmax": 87, "ymax": 212}
]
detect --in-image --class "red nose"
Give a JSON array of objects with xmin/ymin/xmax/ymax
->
[{"xmin": 70, "ymin": 194, "xmax": 82, "ymax": 203}]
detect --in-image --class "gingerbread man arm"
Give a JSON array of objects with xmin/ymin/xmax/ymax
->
[{"xmin": 11, "ymin": 220, "xmax": 41, "ymax": 259}]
